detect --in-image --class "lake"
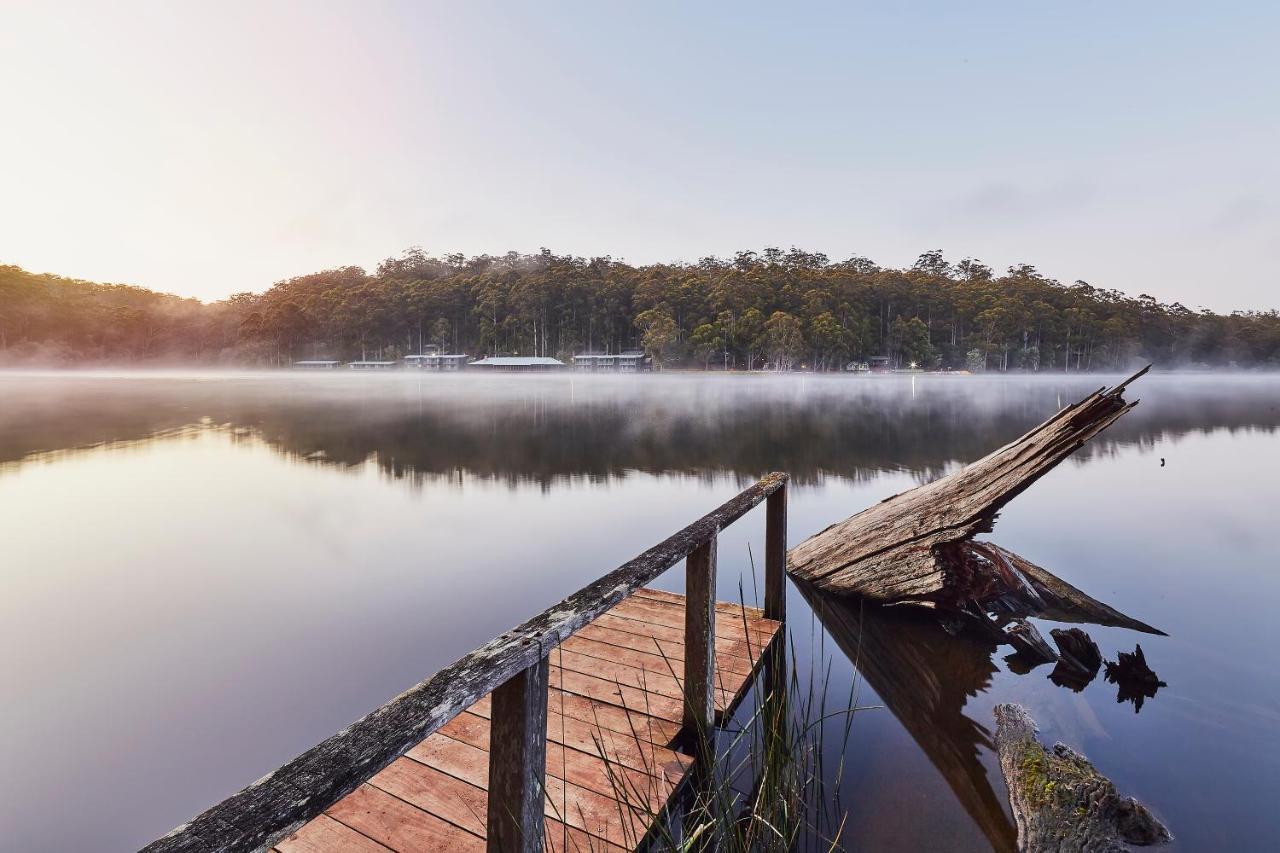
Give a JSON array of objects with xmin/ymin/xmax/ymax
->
[{"xmin": 1, "ymin": 371, "xmax": 1277, "ymax": 851}]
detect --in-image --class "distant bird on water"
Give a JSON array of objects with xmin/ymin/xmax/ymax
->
[{"xmin": 1160, "ymin": 458, "xmax": 1166, "ymax": 467}]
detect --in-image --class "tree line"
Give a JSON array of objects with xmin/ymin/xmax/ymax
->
[{"xmin": 2, "ymin": 248, "xmax": 1278, "ymax": 370}]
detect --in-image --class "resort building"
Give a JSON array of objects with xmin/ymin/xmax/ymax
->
[
  {"xmin": 572, "ymin": 351, "xmax": 648, "ymax": 372},
  {"xmin": 468, "ymin": 356, "xmax": 566, "ymax": 371},
  {"xmin": 293, "ymin": 360, "xmax": 341, "ymax": 369},
  {"xmin": 404, "ymin": 353, "xmax": 469, "ymax": 371},
  {"xmin": 347, "ymin": 361, "xmax": 398, "ymax": 370}
]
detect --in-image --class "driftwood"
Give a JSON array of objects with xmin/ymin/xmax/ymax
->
[
  {"xmin": 993, "ymin": 704, "xmax": 1170, "ymax": 851},
  {"xmin": 789, "ymin": 368, "xmax": 1164, "ymax": 651},
  {"xmin": 1005, "ymin": 620, "xmax": 1058, "ymax": 666},
  {"xmin": 790, "ymin": 367, "xmax": 1148, "ymax": 602},
  {"xmin": 1049, "ymin": 628, "xmax": 1103, "ymax": 691},
  {"xmin": 1104, "ymin": 645, "xmax": 1167, "ymax": 713}
]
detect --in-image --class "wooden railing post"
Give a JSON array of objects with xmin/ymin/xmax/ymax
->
[
  {"xmin": 764, "ymin": 480, "xmax": 788, "ymax": 623},
  {"xmin": 486, "ymin": 653, "xmax": 550, "ymax": 853},
  {"xmin": 683, "ymin": 534, "xmax": 718, "ymax": 750}
]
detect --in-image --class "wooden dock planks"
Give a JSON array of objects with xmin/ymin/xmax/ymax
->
[{"xmin": 274, "ymin": 589, "xmax": 781, "ymax": 852}]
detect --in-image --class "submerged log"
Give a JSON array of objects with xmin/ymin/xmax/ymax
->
[
  {"xmin": 984, "ymin": 545, "xmax": 1164, "ymax": 635},
  {"xmin": 1005, "ymin": 620, "xmax": 1058, "ymax": 666},
  {"xmin": 1104, "ymin": 645, "xmax": 1167, "ymax": 713},
  {"xmin": 789, "ymin": 367, "xmax": 1149, "ymax": 603},
  {"xmin": 1049, "ymin": 628, "xmax": 1104, "ymax": 691},
  {"xmin": 993, "ymin": 704, "xmax": 1170, "ymax": 851}
]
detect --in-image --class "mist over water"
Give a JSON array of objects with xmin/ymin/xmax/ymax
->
[
  {"xmin": 2, "ymin": 371, "xmax": 1278, "ymax": 851},
  {"xmin": 4, "ymin": 370, "xmax": 1278, "ymax": 484}
]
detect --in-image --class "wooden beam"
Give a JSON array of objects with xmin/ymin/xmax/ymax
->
[
  {"xmin": 683, "ymin": 536, "xmax": 717, "ymax": 744},
  {"xmin": 486, "ymin": 656, "xmax": 550, "ymax": 853},
  {"xmin": 142, "ymin": 472, "xmax": 787, "ymax": 853},
  {"xmin": 764, "ymin": 483, "xmax": 787, "ymax": 623}
]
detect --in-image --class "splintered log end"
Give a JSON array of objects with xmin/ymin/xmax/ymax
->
[
  {"xmin": 788, "ymin": 370, "xmax": 1148, "ymax": 601},
  {"xmin": 994, "ymin": 704, "xmax": 1171, "ymax": 851}
]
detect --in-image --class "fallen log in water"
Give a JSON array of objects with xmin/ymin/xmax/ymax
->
[
  {"xmin": 788, "ymin": 368, "xmax": 1163, "ymax": 640},
  {"xmin": 993, "ymin": 704, "xmax": 1170, "ymax": 851},
  {"xmin": 1048, "ymin": 627, "xmax": 1104, "ymax": 691},
  {"xmin": 1105, "ymin": 644, "xmax": 1168, "ymax": 712}
]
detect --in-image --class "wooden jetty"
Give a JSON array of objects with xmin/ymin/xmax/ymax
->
[{"xmin": 144, "ymin": 473, "xmax": 789, "ymax": 853}]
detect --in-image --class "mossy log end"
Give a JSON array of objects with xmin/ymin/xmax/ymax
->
[
  {"xmin": 993, "ymin": 704, "xmax": 1170, "ymax": 852},
  {"xmin": 788, "ymin": 368, "xmax": 1148, "ymax": 602}
]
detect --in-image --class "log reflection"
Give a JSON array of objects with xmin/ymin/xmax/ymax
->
[{"xmin": 797, "ymin": 581, "xmax": 1019, "ymax": 853}]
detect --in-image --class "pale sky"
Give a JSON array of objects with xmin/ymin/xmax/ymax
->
[{"xmin": 2, "ymin": 1, "xmax": 1277, "ymax": 310}]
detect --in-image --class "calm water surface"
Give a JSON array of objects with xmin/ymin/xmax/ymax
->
[{"xmin": 1, "ymin": 371, "xmax": 1278, "ymax": 851}]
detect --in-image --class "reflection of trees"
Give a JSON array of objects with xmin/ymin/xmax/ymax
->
[
  {"xmin": 796, "ymin": 582, "xmax": 1019, "ymax": 853},
  {"xmin": 2, "ymin": 377, "xmax": 1277, "ymax": 488}
]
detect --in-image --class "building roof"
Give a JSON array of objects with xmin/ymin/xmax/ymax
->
[
  {"xmin": 294, "ymin": 360, "xmax": 341, "ymax": 365},
  {"xmin": 470, "ymin": 356, "xmax": 566, "ymax": 367},
  {"xmin": 404, "ymin": 353, "xmax": 468, "ymax": 359},
  {"xmin": 348, "ymin": 360, "xmax": 398, "ymax": 365}
]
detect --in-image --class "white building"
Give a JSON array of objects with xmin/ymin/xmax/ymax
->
[
  {"xmin": 404, "ymin": 354, "xmax": 469, "ymax": 371},
  {"xmin": 468, "ymin": 356, "xmax": 566, "ymax": 371},
  {"xmin": 572, "ymin": 351, "xmax": 647, "ymax": 372}
]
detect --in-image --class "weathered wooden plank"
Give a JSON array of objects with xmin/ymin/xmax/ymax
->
[
  {"xmin": 326, "ymin": 783, "xmax": 483, "ymax": 852},
  {"xmin": 273, "ymin": 814, "xmax": 393, "ymax": 853},
  {"xmin": 470, "ymin": 690, "xmax": 680, "ymax": 745},
  {"xmin": 409, "ymin": 732, "xmax": 653, "ymax": 849},
  {"xmin": 486, "ymin": 656, "xmax": 550, "ymax": 853},
  {"xmin": 552, "ymin": 648, "xmax": 736, "ymax": 708},
  {"xmin": 439, "ymin": 715, "xmax": 686, "ymax": 805},
  {"xmin": 549, "ymin": 665, "xmax": 686, "ymax": 723},
  {"xmin": 562, "ymin": 631, "xmax": 753, "ymax": 681},
  {"xmin": 414, "ymin": 732, "xmax": 675, "ymax": 835},
  {"xmin": 142, "ymin": 473, "xmax": 787, "ymax": 853},
  {"xmin": 683, "ymin": 537, "xmax": 717, "ymax": 740},
  {"xmin": 587, "ymin": 613, "xmax": 772, "ymax": 669},
  {"xmin": 633, "ymin": 587, "xmax": 773, "ymax": 625},
  {"xmin": 610, "ymin": 596, "xmax": 775, "ymax": 646},
  {"xmin": 369, "ymin": 756, "xmax": 626, "ymax": 853},
  {"xmin": 440, "ymin": 712, "xmax": 689, "ymax": 788},
  {"xmin": 765, "ymin": 483, "xmax": 788, "ymax": 622}
]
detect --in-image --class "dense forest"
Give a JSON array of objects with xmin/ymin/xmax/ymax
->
[{"xmin": 2, "ymin": 248, "xmax": 1278, "ymax": 370}]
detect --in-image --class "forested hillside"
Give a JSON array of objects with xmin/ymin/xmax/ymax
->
[{"xmin": 3, "ymin": 249, "xmax": 1278, "ymax": 370}]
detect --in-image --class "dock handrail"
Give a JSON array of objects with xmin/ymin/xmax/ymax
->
[{"xmin": 143, "ymin": 471, "xmax": 789, "ymax": 853}]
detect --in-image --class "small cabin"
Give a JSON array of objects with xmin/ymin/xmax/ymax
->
[
  {"xmin": 404, "ymin": 354, "xmax": 469, "ymax": 371},
  {"xmin": 347, "ymin": 361, "xmax": 398, "ymax": 370},
  {"xmin": 468, "ymin": 356, "xmax": 566, "ymax": 372},
  {"xmin": 868, "ymin": 356, "xmax": 891, "ymax": 373},
  {"xmin": 293, "ymin": 360, "xmax": 341, "ymax": 370}
]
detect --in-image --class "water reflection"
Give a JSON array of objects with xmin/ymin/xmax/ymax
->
[
  {"xmin": 798, "ymin": 581, "xmax": 1019, "ymax": 853},
  {"xmin": 2, "ymin": 372, "xmax": 1279, "ymax": 486},
  {"xmin": 2, "ymin": 371, "xmax": 1278, "ymax": 852}
]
